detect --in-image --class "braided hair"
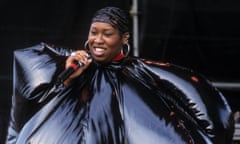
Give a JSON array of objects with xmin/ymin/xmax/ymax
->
[{"xmin": 91, "ymin": 6, "xmax": 131, "ymax": 36}]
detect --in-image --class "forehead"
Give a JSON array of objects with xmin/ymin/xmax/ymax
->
[{"xmin": 90, "ymin": 22, "xmax": 116, "ymax": 30}]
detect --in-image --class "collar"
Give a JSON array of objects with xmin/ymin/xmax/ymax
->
[{"xmin": 113, "ymin": 53, "xmax": 125, "ymax": 61}]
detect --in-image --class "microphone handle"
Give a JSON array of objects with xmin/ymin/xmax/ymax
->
[{"xmin": 56, "ymin": 61, "xmax": 84, "ymax": 86}]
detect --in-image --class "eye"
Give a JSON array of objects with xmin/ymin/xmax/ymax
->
[
  {"xmin": 104, "ymin": 32, "xmax": 113, "ymax": 37},
  {"xmin": 90, "ymin": 30, "xmax": 97, "ymax": 35}
]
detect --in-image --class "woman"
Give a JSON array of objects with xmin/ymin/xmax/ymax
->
[{"xmin": 6, "ymin": 7, "xmax": 234, "ymax": 144}]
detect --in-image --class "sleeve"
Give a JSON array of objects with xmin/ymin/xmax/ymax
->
[{"xmin": 5, "ymin": 43, "xmax": 72, "ymax": 143}]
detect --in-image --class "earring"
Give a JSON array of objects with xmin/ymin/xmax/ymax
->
[
  {"xmin": 122, "ymin": 43, "xmax": 130, "ymax": 57},
  {"xmin": 84, "ymin": 40, "xmax": 90, "ymax": 52}
]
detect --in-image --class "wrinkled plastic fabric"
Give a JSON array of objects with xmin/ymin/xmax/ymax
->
[{"xmin": 6, "ymin": 43, "xmax": 234, "ymax": 144}]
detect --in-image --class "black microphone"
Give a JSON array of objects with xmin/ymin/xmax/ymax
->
[{"xmin": 55, "ymin": 54, "xmax": 91, "ymax": 87}]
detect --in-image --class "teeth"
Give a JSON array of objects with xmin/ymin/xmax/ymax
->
[{"xmin": 95, "ymin": 48, "xmax": 104, "ymax": 52}]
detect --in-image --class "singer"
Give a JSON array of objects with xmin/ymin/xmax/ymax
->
[{"xmin": 6, "ymin": 7, "xmax": 234, "ymax": 144}]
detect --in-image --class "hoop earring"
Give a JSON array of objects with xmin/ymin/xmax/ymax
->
[
  {"xmin": 84, "ymin": 40, "xmax": 90, "ymax": 52},
  {"xmin": 122, "ymin": 43, "xmax": 130, "ymax": 57}
]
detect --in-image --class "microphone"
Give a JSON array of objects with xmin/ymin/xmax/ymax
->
[{"xmin": 55, "ymin": 53, "xmax": 91, "ymax": 87}]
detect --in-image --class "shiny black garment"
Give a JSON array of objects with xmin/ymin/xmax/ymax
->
[{"xmin": 6, "ymin": 43, "xmax": 234, "ymax": 144}]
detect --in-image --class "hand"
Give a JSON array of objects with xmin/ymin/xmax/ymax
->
[{"xmin": 64, "ymin": 50, "xmax": 92, "ymax": 86}]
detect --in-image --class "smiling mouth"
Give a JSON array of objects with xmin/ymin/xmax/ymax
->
[
  {"xmin": 93, "ymin": 47, "xmax": 106, "ymax": 56},
  {"xmin": 95, "ymin": 47, "xmax": 105, "ymax": 52}
]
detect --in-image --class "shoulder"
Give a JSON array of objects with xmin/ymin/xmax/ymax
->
[{"xmin": 13, "ymin": 43, "xmax": 73, "ymax": 98}]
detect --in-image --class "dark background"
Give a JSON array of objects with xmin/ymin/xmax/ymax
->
[{"xmin": 1, "ymin": 0, "xmax": 240, "ymax": 142}]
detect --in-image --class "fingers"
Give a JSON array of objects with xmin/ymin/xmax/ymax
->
[
  {"xmin": 64, "ymin": 50, "xmax": 92, "ymax": 80},
  {"xmin": 63, "ymin": 50, "xmax": 92, "ymax": 85},
  {"xmin": 66, "ymin": 51, "xmax": 90, "ymax": 69}
]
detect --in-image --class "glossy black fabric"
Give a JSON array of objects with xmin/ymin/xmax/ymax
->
[{"xmin": 6, "ymin": 43, "xmax": 234, "ymax": 144}]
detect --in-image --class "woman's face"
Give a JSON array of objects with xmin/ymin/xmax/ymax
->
[{"xmin": 88, "ymin": 22, "xmax": 128, "ymax": 63}]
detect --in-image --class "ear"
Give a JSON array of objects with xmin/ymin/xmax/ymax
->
[{"xmin": 122, "ymin": 32, "xmax": 130, "ymax": 44}]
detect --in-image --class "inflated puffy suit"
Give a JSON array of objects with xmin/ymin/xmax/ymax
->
[{"xmin": 6, "ymin": 43, "xmax": 234, "ymax": 144}]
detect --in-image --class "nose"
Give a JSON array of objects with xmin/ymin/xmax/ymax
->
[{"xmin": 94, "ymin": 35, "xmax": 104, "ymax": 43}]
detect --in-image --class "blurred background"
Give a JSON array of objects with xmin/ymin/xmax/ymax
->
[{"xmin": 1, "ymin": 0, "xmax": 240, "ymax": 143}]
